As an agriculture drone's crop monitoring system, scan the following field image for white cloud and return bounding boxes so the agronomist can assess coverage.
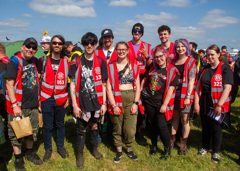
[158,0,191,7]
[29,0,96,18]
[199,9,239,28]
[0,18,30,28]
[23,13,32,18]
[172,26,205,39]
[109,0,137,7]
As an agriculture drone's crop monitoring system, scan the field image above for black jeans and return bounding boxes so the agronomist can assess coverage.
[145,103,170,148]
[200,114,222,153]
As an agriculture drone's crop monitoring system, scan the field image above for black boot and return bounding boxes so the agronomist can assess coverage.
[91,129,103,160]
[76,130,86,168]
[160,147,170,160]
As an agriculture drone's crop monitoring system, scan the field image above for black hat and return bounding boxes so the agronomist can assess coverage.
[221,45,227,50]
[23,37,38,47]
[65,41,73,48]
[101,29,114,38]
[132,23,144,36]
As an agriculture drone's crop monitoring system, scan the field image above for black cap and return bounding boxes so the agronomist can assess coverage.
[222,45,227,50]
[65,41,73,48]
[23,37,38,47]
[132,23,144,36]
[101,29,114,38]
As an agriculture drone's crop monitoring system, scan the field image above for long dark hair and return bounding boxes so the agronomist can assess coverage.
[50,35,66,57]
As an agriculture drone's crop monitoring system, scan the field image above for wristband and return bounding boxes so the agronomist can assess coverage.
[112,103,116,107]
[133,101,139,105]
[12,103,18,108]
[112,105,117,110]
[102,101,107,105]
[216,104,222,107]
[12,100,17,105]
[145,56,149,60]
[185,95,190,99]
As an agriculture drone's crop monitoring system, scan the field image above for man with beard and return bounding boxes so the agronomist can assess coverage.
[39,35,69,162]
[69,32,108,168]
[5,37,43,171]
[152,25,175,63]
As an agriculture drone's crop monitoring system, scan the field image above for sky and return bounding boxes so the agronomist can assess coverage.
[0,0,240,51]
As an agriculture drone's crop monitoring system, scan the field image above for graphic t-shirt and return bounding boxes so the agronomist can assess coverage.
[5,58,39,108]
[68,55,108,112]
[143,65,178,107]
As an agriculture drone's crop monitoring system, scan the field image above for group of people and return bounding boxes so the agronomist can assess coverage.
[0,23,237,170]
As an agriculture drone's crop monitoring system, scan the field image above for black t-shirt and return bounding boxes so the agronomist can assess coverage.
[37,56,61,75]
[201,64,233,94]
[0,61,7,74]
[143,65,179,107]
[68,54,108,112]
[5,58,39,108]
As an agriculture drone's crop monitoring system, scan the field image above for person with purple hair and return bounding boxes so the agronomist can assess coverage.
[170,39,197,154]
[141,47,179,159]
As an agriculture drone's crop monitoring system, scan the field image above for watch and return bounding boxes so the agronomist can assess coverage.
[133,101,139,105]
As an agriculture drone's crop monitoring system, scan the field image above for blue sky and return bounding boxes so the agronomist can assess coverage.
[0,0,239,51]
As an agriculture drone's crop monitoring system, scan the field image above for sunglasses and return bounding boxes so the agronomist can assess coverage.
[52,41,63,46]
[133,30,142,34]
[82,41,96,46]
[25,44,37,50]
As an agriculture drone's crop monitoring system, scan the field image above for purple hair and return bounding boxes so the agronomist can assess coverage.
[173,39,191,63]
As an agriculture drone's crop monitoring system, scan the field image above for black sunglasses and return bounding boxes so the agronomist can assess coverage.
[25,44,37,50]
[133,30,142,34]
[52,41,64,46]
[82,41,96,46]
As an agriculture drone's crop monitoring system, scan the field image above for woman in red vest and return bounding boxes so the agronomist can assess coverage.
[194,45,233,163]
[106,41,142,163]
[170,39,197,154]
[141,47,179,159]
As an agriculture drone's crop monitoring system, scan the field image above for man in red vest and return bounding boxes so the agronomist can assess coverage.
[5,37,43,170]
[95,29,117,65]
[39,35,69,162]
[69,32,108,168]
[152,25,175,63]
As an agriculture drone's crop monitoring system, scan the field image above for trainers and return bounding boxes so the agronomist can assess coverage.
[212,153,220,163]
[149,145,157,155]
[25,151,43,165]
[14,157,26,171]
[43,149,52,162]
[92,148,103,160]
[198,148,208,156]
[127,151,138,161]
[57,147,69,159]
[114,152,122,163]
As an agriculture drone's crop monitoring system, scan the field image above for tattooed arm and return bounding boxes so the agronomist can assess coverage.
[184,64,197,108]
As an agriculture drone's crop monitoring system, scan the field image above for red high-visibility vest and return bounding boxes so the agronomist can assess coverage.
[40,56,69,106]
[145,64,179,121]
[73,54,104,108]
[198,62,231,112]
[152,42,175,62]
[108,61,144,114]
[5,53,39,115]
[128,41,151,75]
[179,57,197,108]
[0,56,9,64]
[95,49,117,65]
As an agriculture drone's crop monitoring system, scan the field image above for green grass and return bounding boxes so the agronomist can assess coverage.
[1,97,240,171]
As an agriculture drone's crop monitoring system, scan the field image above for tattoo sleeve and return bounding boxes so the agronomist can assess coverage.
[187,64,197,95]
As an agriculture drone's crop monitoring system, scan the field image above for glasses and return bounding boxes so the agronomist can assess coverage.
[52,41,63,46]
[116,49,127,52]
[25,44,37,50]
[154,54,164,59]
[82,42,96,46]
[133,30,142,34]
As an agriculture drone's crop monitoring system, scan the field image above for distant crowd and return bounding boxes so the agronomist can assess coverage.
[0,23,240,170]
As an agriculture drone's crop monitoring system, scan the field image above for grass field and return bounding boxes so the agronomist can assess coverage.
[1,97,240,171]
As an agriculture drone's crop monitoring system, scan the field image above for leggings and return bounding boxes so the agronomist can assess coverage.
[145,103,170,148]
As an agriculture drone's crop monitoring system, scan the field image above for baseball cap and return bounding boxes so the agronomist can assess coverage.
[101,29,114,38]
[132,23,144,36]
[222,45,227,50]
[23,37,38,47]
[40,35,51,43]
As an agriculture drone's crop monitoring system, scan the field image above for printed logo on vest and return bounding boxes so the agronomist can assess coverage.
[58,72,64,80]
[214,74,222,82]
[95,67,101,74]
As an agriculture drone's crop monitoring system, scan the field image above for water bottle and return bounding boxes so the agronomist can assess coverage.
[0,116,6,145]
